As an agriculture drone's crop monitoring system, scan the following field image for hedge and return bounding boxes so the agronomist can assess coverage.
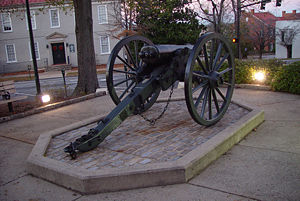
[218,59,299,94]
[271,61,300,94]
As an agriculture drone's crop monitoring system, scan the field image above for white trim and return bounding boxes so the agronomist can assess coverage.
[26,11,37,30]
[28,41,40,60]
[99,35,110,54]
[98,5,108,24]
[49,9,60,28]
[1,13,13,32]
[5,44,17,63]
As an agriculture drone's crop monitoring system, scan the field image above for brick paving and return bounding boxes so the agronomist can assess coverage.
[46,100,250,170]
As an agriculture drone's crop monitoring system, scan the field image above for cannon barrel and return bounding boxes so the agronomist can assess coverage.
[139,44,193,63]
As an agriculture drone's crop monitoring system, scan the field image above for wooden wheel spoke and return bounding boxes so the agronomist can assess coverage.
[212,43,223,71]
[134,41,139,68]
[113,69,136,75]
[208,89,212,120]
[124,44,138,69]
[113,77,134,87]
[193,71,210,79]
[200,87,210,118]
[196,56,208,74]
[192,81,208,94]
[219,67,232,75]
[212,89,220,113]
[209,40,215,71]
[117,55,136,72]
[215,87,226,102]
[215,53,229,71]
[195,86,208,108]
[203,44,210,72]
[119,81,135,100]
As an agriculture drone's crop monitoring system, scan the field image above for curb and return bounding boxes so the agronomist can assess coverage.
[27,101,264,194]
[235,84,271,91]
[176,82,272,91]
[0,91,106,123]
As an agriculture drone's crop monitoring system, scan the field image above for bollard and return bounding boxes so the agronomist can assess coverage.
[61,69,67,97]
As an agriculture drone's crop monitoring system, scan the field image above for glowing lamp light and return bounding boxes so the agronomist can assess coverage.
[41,94,51,103]
[254,71,265,82]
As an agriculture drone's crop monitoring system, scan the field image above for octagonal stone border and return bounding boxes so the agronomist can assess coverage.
[26,100,264,194]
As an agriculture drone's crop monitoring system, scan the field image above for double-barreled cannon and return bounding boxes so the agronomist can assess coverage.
[64,32,235,159]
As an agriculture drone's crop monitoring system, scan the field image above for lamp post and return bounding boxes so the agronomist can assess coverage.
[25,0,41,95]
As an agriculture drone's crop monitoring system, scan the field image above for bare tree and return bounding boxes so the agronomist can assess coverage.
[111,0,137,38]
[276,25,300,58]
[196,0,231,33]
[247,20,275,59]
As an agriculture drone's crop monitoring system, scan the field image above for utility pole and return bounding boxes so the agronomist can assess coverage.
[25,0,41,95]
[236,0,241,59]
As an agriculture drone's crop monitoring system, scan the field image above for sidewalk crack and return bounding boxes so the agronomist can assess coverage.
[0,174,28,187]
[188,183,262,201]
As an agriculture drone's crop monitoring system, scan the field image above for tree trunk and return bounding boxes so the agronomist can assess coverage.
[73,0,99,95]
[287,45,292,58]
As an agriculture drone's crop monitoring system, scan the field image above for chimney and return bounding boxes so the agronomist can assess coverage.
[293,10,296,14]
[251,9,255,15]
[282,11,286,17]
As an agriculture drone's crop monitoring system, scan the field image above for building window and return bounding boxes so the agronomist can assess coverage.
[26,11,37,30]
[29,42,40,60]
[1,13,12,32]
[100,36,110,54]
[5,44,17,63]
[49,9,60,28]
[98,5,108,24]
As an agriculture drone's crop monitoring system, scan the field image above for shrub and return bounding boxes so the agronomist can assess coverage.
[271,61,300,94]
[234,59,283,85]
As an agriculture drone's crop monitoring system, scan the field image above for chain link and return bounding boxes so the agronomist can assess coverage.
[139,83,175,126]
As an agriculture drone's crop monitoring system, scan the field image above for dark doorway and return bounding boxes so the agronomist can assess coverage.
[52,43,66,64]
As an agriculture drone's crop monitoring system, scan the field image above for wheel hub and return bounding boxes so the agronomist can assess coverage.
[207,71,220,89]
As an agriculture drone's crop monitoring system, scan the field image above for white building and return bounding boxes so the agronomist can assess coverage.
[0,0,121,73]
[275,20,300,59]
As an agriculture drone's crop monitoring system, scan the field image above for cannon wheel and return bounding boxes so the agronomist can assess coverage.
[184,32,235,126]
[107,35,161,111]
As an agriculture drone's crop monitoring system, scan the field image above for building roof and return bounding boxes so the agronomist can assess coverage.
[277,10,300,21]
[253,12,277,26]
[247,9,277,27]
[0,0,46,7]
[246,9,300,27]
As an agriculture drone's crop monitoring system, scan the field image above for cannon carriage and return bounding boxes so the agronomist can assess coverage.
[64,32,235,159]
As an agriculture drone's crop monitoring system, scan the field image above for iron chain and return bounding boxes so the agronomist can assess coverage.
[139,83,174,126]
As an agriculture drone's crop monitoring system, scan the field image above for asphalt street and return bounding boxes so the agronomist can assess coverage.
[15,74,108,96]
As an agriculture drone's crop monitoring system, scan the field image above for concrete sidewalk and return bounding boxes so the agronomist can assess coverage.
[0,88,299,201]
